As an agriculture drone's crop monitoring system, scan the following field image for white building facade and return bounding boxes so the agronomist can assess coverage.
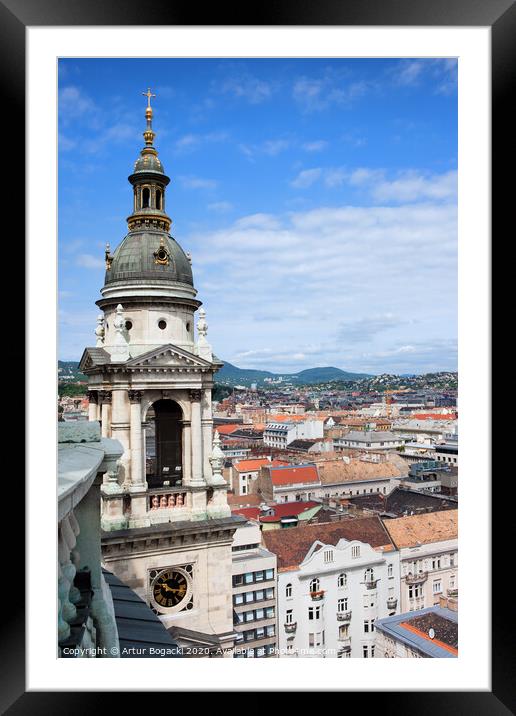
[276,539,400,658]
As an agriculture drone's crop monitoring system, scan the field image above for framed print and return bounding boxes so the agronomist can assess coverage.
[2,0,511,709]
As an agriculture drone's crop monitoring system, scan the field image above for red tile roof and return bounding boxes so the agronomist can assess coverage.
[259,501,321,523]
[269,464,319,487]
[412,413,457,421]
[234,458,288,473]
[262,516,395,570]
[215,424,241,435]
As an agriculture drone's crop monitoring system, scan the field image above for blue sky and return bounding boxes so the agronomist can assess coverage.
[58,58,457,374]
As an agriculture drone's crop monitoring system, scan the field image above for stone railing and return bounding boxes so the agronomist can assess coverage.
[58,421,124,658]
[336,610,352,622]
[284,622,297,634]
[364,579,379,590]
[387,597,398,610]
[149,489,188,510]
[405,571,428,585]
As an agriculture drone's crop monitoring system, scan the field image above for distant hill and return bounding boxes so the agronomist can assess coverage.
[216,361,371,386]
[58,360,87,382]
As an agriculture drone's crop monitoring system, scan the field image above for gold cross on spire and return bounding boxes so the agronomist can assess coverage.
[142,87,156,108]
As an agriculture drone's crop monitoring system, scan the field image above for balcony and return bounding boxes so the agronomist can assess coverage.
[387,597,398,610]
[336,610,352,623]
[338,644,352,656]
[447,588,458,598]
[338,635,351,648]
[284,622,297,634]
[310,590,325,601]
[405,571,428,585]
[364,579,379,590]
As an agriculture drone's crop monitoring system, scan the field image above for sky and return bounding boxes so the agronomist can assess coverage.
[58,58,457,375]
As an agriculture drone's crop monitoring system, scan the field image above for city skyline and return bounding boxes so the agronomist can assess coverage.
[58,58,457,374]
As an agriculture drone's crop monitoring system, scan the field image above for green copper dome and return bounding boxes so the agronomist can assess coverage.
[104,231,193,287]
[132,150,165,175]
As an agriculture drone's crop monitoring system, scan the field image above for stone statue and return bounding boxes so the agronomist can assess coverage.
[95,314,105,347]
[196,307,212,361]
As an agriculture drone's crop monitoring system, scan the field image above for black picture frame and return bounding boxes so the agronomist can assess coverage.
[4,0,508,709]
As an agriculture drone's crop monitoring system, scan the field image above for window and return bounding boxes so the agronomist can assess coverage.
[158,319,167,330]
[309,632,324,647]
[265,588,274,600]
[156,188,162,210]
[266,625,275,637]
[244,572,253,584]
[234,594,244,605]
[233,575,244,587]
[286,610,293,625]
[241,485,247,495]
[338,573,347,588]
[255,571,264,582]
[364,568,374,582]
[255,590,264,601]
[245,592,254,603]
[308,606,321,620]
[125,320,133,331]
[351,545,360,558]
[388,564,393,578]
[408,584,423,599]
[324,549,334,564]
[309,578,320,593]
[337,598,348,612]
[265,607,275,619]
[265,569,274,580]
[363,645,369,658]
[286,583,292,598]
[432,556,441,570]
[433,580,442,594]
[255,608,264,621]
[142,187,150,208]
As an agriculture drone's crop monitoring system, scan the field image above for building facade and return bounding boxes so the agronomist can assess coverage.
[231,522,278,658]
[263,519,400,658]
[79,94,240,655]
[383,510,458,613]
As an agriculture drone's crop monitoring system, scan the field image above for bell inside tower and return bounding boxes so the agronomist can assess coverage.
[145,399,183,488]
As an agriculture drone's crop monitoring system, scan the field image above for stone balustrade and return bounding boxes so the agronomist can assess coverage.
[149,490,188,510]
[58,421,124,658]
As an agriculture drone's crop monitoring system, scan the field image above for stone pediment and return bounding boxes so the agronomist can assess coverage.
[78,347,111,373]
[125,344,212,370]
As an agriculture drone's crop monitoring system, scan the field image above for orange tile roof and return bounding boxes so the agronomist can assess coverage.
[412,413,457,421]
[234,458,288,473]
[383,510,458,548]
[215,424,241,435]
[269,464,319,487]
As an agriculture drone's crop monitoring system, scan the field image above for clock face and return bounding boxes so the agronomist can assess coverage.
[151,568,190,611]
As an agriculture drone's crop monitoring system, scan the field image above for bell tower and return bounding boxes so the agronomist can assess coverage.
[79,91,241,655]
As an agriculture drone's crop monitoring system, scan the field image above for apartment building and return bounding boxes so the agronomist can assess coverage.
[232,522,277,658]
[255,457,406,504]
[335,431,407,452]
[264,418,324,449]
[375,604,458,658]
[383,510,458,613]
[230,458,288,497]
[263,517,400,658]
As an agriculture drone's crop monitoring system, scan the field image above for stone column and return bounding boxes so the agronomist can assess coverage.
[99,391,112,438]
[129,390,145,491]
[202,388,213,483]
[87,391,99,422]
[190,390,204,486]
[181,419,192,484]
[110,388,131,486]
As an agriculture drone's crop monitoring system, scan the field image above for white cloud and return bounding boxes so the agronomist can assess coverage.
[293,75,371,112]
[220,75,273,104]
[76,254,104,269]
[372,170,457,203]
[302,140,329,152]
[178,175,218,190]
[187,198,457,373]
[290,168,323,188]
[207,201,234,213]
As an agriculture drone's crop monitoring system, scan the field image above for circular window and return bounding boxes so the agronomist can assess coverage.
[158,320,167,330]
[157,248,167,261]
[125,320,133,330]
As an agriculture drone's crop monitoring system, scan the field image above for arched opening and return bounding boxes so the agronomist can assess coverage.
[145,399,183,488]
[142,187,150,208]
[156,188,162,210]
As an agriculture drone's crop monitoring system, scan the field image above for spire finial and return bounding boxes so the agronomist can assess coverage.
[142,87,156,109]
[141,88,157,147]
